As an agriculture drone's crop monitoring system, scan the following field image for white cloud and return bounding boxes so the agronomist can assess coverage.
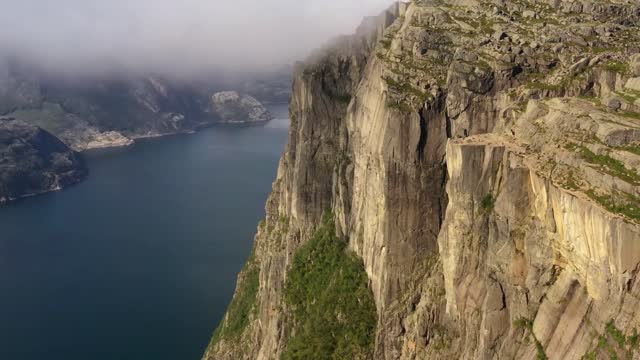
[0,0,394,77]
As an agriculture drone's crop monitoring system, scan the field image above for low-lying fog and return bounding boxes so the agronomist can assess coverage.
[0,0,395,79]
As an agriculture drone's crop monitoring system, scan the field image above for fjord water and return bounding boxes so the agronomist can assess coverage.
[0,105,289,360]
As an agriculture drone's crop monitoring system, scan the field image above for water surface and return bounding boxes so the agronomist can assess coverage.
[0,104,289,360]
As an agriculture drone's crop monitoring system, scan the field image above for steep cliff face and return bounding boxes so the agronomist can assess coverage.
[206,1,640,359]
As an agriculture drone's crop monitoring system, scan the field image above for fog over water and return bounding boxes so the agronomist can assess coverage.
[0,0,394,78]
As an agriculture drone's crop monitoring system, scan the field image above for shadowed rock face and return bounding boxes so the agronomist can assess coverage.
[207,1,640,359]
[0,118,87,204]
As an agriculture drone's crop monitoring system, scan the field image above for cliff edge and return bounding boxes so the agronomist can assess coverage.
[206,1,640,359]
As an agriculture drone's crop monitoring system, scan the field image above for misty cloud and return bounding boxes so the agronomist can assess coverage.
[0,0,394,77]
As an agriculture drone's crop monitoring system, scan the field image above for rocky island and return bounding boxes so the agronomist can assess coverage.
[206,1,640,359]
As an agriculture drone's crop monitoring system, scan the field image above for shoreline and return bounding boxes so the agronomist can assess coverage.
[79,118,276,153]
[1,101,290,207]
[1,116,281,206]
[0,174,88,208]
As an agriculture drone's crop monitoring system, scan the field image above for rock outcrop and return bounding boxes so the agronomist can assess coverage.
[207,1,640,359]
[0,118,87,204]
[211,91,273,123]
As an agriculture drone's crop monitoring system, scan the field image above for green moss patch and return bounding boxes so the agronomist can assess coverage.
[282,213,377,360]
[481,193,496,211]
[566,144,640,185]
[208,254,260,346]
[586,190,640,222]
[514,317,548,360]
[617,144,640,156]
[604,61,629,74]
[620,111,640,121]
[583,320,640,359]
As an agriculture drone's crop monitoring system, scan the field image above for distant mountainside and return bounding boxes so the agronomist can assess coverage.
[239,65,293,105]
[0,59,290,151]
[0,117,86,204]
[0,59,290,203]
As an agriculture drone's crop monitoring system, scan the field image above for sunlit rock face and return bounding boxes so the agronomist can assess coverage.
[206,1,640,359]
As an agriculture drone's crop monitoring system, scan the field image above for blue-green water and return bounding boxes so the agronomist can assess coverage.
[0,105,289,360]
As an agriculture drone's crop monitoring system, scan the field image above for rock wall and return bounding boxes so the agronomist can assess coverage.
[206,1,640,359]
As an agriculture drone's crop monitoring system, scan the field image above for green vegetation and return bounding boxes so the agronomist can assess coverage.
[590,46,609,55]
[566,143,640,185]
[9,102,74,135]
[209,254,260,346]
[606,320,627,348]
[526,81,563,92]
[514,317,534,329]
[514,317,548,360]
[387,100,415,113]
[583,320,640,359]
[526,70,588,92]
[629,328,640,349]
[586,190,640,222]
[614,90,640,104]
[620,111,640,121]
[480,193,495,211]
[566,138,640,221]
[282,212,377,360]
[332,94,352,105]
[382,76,429,100]
[279,215,290,229]
[475,15,495,34]
[449,13,494,34]
[604,61,629,74]
[563,170,581,191]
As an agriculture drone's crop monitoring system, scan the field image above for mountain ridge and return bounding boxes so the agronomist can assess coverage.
[0,59,288,151]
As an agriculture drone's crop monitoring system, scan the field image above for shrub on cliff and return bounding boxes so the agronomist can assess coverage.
[283,212,377,360]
